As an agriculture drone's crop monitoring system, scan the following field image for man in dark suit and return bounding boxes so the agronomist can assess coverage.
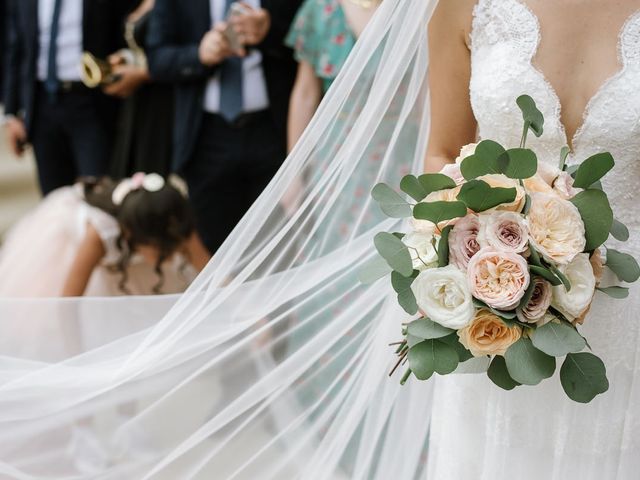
[2,0,136,194]
[147,0,302,253]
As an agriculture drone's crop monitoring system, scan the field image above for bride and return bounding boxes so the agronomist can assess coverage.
[0,0,638,478]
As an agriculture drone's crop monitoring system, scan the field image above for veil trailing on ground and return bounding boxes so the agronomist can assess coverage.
[0,1,441,478]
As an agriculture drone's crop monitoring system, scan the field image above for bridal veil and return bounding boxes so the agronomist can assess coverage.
[0,1,441,478]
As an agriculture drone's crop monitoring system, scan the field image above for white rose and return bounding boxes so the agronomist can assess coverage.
[411,265,475,329]
[536,161,561,185]
[410,217,436,235]
[403,231,438,271]
[552,253,597,320]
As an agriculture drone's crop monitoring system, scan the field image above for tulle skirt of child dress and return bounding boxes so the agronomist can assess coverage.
[0,186,196,298]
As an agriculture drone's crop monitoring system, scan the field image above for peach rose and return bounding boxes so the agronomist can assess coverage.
[467,247,531,310]
[477,174,527,212]
[449,214,481,271]
[527,193,586,265]
[424,185,463,203]
[458,309,523,357]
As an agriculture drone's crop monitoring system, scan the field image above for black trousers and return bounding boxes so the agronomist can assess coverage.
[30,84,112,195]
[183,111,285,254]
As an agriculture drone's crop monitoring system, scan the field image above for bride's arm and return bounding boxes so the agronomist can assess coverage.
[61,224,106,297]
[425,0,478,173]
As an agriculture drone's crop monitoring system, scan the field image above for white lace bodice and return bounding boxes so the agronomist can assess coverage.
[470,0,640,241]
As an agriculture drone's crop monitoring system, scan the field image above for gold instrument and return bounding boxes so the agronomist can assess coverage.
[80,52,119,88]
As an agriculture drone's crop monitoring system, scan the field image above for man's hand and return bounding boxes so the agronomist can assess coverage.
[199,23,236,66]
[4,117,27,157]
[103,63,150,98]
[229,4,271,46]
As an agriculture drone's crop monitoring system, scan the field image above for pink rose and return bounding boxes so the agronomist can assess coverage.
[477,211,529,254]
[553,171,582,200]
[449,214,481,271]
[516,276,552,323]
[467,247,530,310]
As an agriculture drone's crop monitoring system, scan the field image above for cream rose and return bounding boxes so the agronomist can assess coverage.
[524,175,555,194]
[458,309,523,357]
[467,247,531,310]
[424,185,463,203]
[440,163,465,185]
[527,192,586,265]
[454,143,478,164]
[553,171,582,200]
[449,214,481,271]
[477,211,529,254]
[477,174,527,212]
[410,217,436,235]
[536,161,561,185]
[403,231,438,271]
[411,265,475,329]
[516,276,553,323]
[552,253,597,321]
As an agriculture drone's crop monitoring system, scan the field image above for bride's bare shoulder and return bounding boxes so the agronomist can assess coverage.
[429,0,477,47]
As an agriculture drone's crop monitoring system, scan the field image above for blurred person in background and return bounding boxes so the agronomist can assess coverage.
[147,0,302,254]
[0,0,5,100]
[2,0,136,195]
[0,173,210,297]
[105,0,174,178]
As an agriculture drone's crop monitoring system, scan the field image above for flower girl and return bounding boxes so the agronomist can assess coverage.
[0,173,210,297]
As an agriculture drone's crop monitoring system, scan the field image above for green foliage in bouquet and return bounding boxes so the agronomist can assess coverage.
[361,95,640,404]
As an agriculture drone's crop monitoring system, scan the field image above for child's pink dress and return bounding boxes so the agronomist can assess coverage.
[0,185,196,297]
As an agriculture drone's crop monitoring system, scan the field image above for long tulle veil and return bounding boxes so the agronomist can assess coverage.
[0,1,441,477]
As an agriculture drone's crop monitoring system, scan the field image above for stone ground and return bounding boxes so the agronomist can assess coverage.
[0,118,40,240]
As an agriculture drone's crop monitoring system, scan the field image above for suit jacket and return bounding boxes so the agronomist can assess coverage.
[146,0,302,172]
[2,0,137,133]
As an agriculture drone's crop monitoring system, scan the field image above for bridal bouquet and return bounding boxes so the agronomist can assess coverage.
[361,95,639,403]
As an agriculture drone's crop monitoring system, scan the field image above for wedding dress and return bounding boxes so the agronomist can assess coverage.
[0,1,638,479]
[428,1,640,479]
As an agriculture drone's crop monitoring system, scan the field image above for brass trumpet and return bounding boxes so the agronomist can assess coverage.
[80,52,119,88]
[80,50,140,88]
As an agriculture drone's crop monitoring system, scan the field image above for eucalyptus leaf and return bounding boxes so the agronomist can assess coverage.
[439,333,474,363]
[408,339,460,380]
[610,218,630,242]
[418,173,457,195]
[605,248,640,283]
[529,265,562,286]
[528,243,543,267]
[460,140,505,179]
[358,255,393,284]
[560,352,609,403]
[413,201,467,225]
[559,146,571,171]
[570,189,614,251]
[497,148,538,179]
[548,264,572,292]
[391,271,419,315]
[457,180,517,212]
[488,355,521,391]
[596,286,629,299]
[516,95,544,137]
[505,337,556,385]
[406,334,425,348]
[373,232,414,277]
[531,321,586,357]
[522,194,532,216]
[406,318,455,340]
[371,183,412,218]
[400,175,428,202]
[438,225,453,268]
[472,299,518,320]
[572,152,615,189]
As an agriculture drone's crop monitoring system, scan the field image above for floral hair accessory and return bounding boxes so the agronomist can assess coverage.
[112,173,166,206]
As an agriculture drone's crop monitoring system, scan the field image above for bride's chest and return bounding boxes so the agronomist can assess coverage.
[467,0,640,168]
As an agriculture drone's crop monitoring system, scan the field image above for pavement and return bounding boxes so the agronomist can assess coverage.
[0,119,40,240]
